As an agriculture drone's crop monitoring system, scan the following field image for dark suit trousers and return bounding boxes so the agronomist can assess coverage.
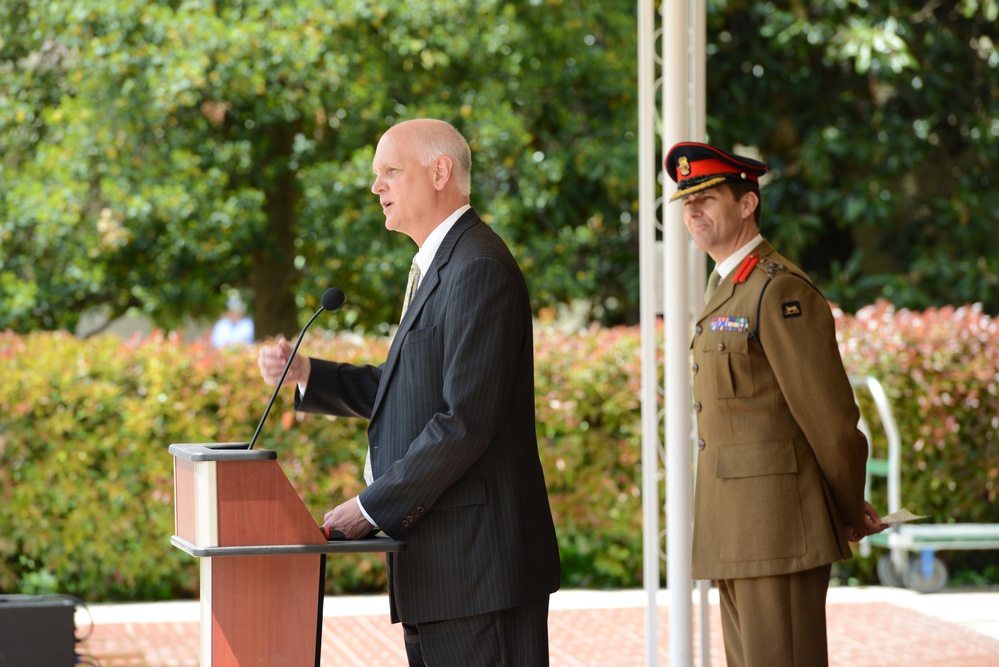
[402,596,550,667]
[717,564,832,667]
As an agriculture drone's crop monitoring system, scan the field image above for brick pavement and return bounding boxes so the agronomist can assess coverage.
[75,591,999,667]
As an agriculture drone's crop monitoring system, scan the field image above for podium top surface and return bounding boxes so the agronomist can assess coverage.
[171,535,406,557]
[169,443,277,462]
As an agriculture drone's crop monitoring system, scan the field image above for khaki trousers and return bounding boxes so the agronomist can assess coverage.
[716,563,832,667]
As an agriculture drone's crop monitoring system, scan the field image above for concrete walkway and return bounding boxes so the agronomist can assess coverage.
[75,586,999,666]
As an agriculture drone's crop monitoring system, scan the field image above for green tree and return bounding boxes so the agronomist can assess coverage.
[703,0,999,311]
[3,1,997,335]
[0,0,638,336]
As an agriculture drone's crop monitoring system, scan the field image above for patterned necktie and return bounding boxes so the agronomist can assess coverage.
[401,260,422,320]
[364,259,423,485]
[704,270,721,302]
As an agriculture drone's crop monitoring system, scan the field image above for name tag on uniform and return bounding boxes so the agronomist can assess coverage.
[711,316,749,333]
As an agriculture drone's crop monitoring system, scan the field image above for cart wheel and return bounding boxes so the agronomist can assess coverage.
[876,553,905,587]
[903,557,948,593]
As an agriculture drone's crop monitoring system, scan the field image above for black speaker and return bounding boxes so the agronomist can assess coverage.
[0,596,76,667]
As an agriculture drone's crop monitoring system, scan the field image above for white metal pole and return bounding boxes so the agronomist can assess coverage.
[637,0,661,664]
[662,0,693,665]
[689,2,710,664]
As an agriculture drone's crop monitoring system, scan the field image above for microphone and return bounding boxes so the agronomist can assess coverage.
[247,287,345,450]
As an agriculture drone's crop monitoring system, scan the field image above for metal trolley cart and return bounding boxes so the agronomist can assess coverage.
[852,375,999,593]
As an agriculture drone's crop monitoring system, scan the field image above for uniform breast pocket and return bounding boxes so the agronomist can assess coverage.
[702,332,753,399]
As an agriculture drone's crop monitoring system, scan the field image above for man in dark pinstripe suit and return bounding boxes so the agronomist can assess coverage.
[258,119,561,665]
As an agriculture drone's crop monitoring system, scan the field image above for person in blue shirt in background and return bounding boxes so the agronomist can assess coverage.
[211,293,254,347]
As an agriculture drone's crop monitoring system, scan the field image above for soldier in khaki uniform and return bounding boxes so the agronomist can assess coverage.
[665,142,887,667]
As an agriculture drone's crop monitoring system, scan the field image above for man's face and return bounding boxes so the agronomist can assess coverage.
[370,128,437,240]
[681,185,757,263]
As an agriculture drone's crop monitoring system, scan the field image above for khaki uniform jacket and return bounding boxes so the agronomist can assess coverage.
[690,240,868,581]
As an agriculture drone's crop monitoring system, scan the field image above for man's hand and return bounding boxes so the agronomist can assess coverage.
[324,498,376,540]
[845,500,888,542]
[257,336,311,387]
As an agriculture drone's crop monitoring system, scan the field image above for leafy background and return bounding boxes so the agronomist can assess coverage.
[2,1,997,337]
[2,302,997,600]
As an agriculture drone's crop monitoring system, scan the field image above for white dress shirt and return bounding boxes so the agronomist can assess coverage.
[714,233,764,281]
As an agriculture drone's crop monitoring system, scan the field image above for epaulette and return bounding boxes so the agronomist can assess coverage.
[759,260,787,277]
[749,259,818,352]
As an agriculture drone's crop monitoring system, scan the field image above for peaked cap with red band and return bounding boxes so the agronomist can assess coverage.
[665,142,767,202]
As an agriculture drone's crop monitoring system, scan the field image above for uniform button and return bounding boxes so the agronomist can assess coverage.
[716,342,725,351]
[692,362,699,374]
[695,325,703,335]
[697,439,706,450]
[693,401,702,412]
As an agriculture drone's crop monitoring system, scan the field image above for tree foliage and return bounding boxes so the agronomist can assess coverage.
[1,0,997,335]
[0,0,637,336]
[704,0,999,311]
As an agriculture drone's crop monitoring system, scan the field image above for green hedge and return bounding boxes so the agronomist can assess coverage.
[836,301,999,584]
[0,326,648,600]
[838,301,999,518]
[0,330,391,599]
[2,302,997,600]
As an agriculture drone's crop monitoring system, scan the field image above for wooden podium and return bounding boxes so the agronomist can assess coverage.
[170,443,404,667]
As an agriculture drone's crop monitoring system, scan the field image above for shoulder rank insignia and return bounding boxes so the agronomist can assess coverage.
[761,260,787,276]
[732,252,759,284]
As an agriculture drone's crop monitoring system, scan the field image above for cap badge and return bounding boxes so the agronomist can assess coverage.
[678,156,691,177]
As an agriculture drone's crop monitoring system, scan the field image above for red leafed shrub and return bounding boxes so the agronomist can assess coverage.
[837,300,999,521]
[535,324,645,587]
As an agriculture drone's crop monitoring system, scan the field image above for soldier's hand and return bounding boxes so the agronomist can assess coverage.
[845,501,888,542]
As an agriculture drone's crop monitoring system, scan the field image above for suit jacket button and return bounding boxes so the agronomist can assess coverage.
[693,401,702,412]
[697,439,706,450]
[402,519,410,528]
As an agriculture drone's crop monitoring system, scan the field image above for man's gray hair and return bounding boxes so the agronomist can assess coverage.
[415,120,472,198]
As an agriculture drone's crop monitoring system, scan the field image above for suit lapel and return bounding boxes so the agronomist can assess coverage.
[369,210,481,419]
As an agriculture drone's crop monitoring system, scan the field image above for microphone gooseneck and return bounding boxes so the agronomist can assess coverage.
[247,288,345,450]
